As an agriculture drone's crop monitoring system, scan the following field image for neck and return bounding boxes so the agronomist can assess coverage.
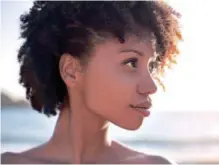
[49,103,111,163]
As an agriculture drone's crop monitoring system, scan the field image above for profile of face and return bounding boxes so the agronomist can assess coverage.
[64,34,158,131]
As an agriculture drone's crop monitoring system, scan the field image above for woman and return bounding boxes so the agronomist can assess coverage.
[2,1,182,164]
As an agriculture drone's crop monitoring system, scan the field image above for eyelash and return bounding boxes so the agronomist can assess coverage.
[123,58,157,73]
[123,58,138,69]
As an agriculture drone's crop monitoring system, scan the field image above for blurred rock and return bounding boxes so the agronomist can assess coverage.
[1,92,30,108]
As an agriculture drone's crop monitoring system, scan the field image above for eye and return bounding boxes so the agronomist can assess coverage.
[123,58,138,69]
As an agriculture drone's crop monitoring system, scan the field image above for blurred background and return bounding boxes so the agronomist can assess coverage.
[1,0,219,164]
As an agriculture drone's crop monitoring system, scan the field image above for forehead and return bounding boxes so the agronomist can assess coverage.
[89,34,156,61]
[122,33,156,50]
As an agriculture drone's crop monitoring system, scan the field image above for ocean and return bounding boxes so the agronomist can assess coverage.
[1,107,219,163]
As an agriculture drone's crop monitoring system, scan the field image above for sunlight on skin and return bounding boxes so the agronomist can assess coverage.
[1,1,219,111]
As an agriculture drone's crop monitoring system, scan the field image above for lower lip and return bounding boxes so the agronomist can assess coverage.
[131,107,150,117]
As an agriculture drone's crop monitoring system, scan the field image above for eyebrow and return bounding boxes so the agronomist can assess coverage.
[119,49,144,56]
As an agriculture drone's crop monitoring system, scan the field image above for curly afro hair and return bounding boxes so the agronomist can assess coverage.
[17,1,183,116]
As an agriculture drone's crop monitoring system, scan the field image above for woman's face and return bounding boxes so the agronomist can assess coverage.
[81,35,158,130]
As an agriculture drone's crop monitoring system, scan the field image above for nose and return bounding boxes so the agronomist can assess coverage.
[137,73,158,96]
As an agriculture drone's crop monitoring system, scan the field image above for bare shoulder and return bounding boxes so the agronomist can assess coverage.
[121,152,176,164]
[1,152,39,164]
[113,141,176,164]
[1,145,49,164]
[1,152,13,164]
[138,154,177,164]
[1,152,22,164]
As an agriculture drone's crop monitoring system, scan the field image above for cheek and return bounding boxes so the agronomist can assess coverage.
[83,63,136,119]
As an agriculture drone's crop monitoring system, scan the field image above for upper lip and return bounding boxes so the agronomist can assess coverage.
[130,101,152,109]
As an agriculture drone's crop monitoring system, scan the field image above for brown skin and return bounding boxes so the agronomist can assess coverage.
[1,36,174,164]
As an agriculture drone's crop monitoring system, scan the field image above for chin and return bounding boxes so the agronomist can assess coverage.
[116,120,144,131]
[125,123,143,131]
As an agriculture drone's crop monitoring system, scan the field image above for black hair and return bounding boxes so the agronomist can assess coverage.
[18,1,182,116]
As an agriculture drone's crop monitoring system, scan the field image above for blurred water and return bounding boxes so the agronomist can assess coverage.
[1,108,219,163]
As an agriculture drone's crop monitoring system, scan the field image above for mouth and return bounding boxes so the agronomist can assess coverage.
[130,104,151,117]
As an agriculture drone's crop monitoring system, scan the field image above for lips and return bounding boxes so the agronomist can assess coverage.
[130,101,152,109]
[130,103,151,117]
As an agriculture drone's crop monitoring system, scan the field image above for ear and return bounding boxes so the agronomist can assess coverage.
[59,53,84,88]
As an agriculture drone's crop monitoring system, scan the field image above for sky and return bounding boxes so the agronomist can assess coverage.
[1,0,219,111]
